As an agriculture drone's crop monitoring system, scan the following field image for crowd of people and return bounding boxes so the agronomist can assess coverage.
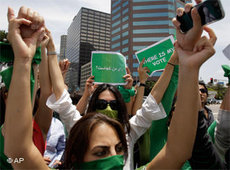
[0,1,229,169]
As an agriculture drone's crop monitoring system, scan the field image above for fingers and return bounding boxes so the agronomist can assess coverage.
[176,7,184,17]
[184,3,193,13]
[7,7,15,22]
[31,27,45,45]
[17,6,44,30]
[191,8,202,31]
[126,67,130,74]
[203,26,217,45]
[195,0,202,4]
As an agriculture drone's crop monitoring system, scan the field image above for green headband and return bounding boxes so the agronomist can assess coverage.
[0,41,41,99]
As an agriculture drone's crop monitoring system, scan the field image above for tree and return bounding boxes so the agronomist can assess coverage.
[0,30,9,43]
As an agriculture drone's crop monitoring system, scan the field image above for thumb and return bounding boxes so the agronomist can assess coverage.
[32,27,45,44]
[174,41,184,56]
[7,7,15,22]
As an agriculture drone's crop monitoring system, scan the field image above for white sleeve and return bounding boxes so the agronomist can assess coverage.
[129,94,166,142]
[46,89,82,133]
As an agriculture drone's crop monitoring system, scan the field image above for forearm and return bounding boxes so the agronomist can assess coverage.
[151,64,175,104]
[35,48,53,139]
[5,58,33,156]
[132,86,145,115]
[48,46,65,100]
[168,66,200,161]
[76,93,90,115]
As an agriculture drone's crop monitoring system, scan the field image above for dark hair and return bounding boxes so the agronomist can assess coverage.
[0,86,8,126]
[64,112,128,169]
[87,84,130,134]
[199,81,209,96]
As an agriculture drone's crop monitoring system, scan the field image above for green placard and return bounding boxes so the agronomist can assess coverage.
[91,51,127,85]
[135,35,175,76]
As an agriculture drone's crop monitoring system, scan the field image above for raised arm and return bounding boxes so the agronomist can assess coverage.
[46,31,65,100]
[150,51,179,104]
[4,7,48,169]
[123,67,135,115]
[147,8,216,169]
[76,75,96,115]
[34,32,53,141]
[131,58,149,115]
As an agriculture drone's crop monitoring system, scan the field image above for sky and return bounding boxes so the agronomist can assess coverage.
[0,0,229,84]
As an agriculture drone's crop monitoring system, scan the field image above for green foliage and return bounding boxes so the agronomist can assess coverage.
[207,83,227,100]
[0,30,8,43]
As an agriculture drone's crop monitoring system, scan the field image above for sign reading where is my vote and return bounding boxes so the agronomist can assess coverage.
[135,35,175,76]
[91,51,127,85]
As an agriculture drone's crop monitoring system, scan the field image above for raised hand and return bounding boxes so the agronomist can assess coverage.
[59,59,71,76]
[175,26,216,69]
[7,7,45,59]
[138,58,149,84]
[172,3,202,51]
[123,67,133,89]
[17,6,45,46]
[84,76,96,97]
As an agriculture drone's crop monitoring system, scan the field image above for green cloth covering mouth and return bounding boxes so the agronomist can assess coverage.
[0,41,41,100]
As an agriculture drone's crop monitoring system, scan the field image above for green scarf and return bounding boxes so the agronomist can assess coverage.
[0,41,41,100]
[74,155,124,170]
[117,86,135,103]
[96,105,118,120]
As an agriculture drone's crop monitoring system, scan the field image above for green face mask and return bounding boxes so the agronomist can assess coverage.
[74,155,124,170]
[96,105,118,120]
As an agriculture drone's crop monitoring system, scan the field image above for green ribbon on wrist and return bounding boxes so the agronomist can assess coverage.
[117,85,135,103]
[0,41,41,100]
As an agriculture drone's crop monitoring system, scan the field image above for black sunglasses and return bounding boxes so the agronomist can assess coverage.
[199,88,207,94]
[96,99,118,110]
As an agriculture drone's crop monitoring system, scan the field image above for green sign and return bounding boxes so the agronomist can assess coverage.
[135,35,175,76]
[91,51,127,85]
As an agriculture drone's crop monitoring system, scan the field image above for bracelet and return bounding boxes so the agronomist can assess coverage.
[47,51,57,55]
[167,62,175,66]
[140,83,146,87]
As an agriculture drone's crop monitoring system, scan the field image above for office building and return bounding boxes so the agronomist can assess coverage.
[59,35,67,60]
[80,62,91,90]
[66,7,111,92]
[111,0,191,80]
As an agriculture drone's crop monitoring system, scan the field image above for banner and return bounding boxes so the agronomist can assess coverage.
[91,51,127,85]
[135,35,175,76]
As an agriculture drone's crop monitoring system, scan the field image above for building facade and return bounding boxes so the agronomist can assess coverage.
[110,0,191,81]
[66,7,111,92]
[80,62,91,91]
[59,35,67,60]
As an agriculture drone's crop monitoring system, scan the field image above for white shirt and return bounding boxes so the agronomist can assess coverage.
[46,89,166,170]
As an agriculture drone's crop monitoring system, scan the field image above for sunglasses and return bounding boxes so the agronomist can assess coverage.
[199,88,207,94]
[96,99,118,110]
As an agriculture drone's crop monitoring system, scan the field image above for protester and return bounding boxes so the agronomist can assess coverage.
[4,5,217,169]
[199,81,214,126]
[44,117,66,168]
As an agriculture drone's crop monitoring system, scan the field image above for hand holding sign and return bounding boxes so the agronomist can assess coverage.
[135,36,175,76]
[91,51,127,85]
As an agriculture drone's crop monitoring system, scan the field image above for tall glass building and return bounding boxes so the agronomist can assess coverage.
[111,0,191,80]
[59,35,67,60]
[66,7,111,92]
